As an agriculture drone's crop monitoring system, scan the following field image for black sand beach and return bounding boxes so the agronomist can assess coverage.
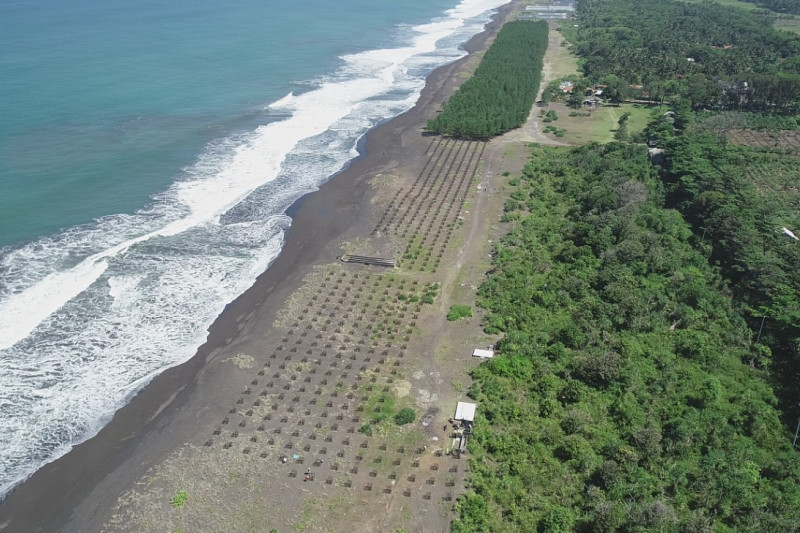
[0,3,520,531]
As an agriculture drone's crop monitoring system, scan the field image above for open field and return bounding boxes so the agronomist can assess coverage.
[728,129,800,152]
[682,0,758,10]
[537,102,656,145]
[545,26,579,79]
[714,133,800,227]
[774,15,800,33]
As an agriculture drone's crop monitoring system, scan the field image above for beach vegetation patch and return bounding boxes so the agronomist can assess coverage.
[222,353,254,369]
[170,490,189,509]
[393,408,416,426]
[446,305,473,321]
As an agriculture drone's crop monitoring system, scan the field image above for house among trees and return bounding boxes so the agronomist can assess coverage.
[558,81,574,93]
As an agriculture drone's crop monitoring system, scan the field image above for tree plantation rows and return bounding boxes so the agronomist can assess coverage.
[565,0,800,112]
[452,144,800,532]
[426,21,547,139]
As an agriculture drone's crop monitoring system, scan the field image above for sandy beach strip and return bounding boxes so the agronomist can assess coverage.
[0,2,521,532]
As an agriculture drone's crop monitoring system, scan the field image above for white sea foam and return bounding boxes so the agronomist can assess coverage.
[0,0,508,499]
[268,92,294,110]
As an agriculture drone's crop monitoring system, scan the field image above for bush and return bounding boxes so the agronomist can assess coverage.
[394,408,416,425]
[539,506,576,533]
[171,490,189,509]
[447,305,474,321]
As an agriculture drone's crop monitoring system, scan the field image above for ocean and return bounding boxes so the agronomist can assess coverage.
[0,0,507,500]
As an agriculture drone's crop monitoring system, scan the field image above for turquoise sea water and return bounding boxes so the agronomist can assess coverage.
[1,0,457,245]
[0,0,508,499]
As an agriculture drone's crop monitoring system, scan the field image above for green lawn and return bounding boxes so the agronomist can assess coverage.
[547,102,658,144]
[774,16,800,34]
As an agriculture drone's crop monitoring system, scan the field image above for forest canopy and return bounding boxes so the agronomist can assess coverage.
[453,144,800,532]
[567,0,800,112]
[426,21,548,139]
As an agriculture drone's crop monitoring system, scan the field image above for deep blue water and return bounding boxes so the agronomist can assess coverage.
[0,0,507,499]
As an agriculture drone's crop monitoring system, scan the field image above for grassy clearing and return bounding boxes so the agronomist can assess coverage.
[682,0,758,9]
[553,103,656,144]
[774,16,800,33]
[547,24,580,79]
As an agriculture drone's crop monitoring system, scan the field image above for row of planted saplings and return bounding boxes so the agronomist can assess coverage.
[400,144,484,271]
[399,197,482,271]
[400,142,481,241]
[383,140,470,230]
[371,137,454,235]
[385,139,473,231]
[394,140,481,236]
[376,139,477,236]
[204,271,418,449]
[206,355,403,449]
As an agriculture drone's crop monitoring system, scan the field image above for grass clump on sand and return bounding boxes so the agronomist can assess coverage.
[170,490,188,509]
[447,305,473,321]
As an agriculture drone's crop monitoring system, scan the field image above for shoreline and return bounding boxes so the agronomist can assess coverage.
[0,3,518,531]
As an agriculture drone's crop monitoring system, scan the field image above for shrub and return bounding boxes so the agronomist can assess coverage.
[447,305,474,321]
[540,506,576,533]
[394,408,416,425]
[171,490,189,509]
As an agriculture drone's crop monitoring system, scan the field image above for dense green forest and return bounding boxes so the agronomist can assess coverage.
[566,0,800,111]
[661,133,800,407]
[426,21,547,139]
[452,144,800,532]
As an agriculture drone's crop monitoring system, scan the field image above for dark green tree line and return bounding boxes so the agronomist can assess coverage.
[426,21,548,139]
